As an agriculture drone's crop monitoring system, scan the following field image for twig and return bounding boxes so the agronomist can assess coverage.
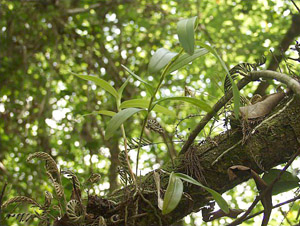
[290,0,300,13]
[242,195,300,222]
[67,3,102,15]
[250,71,300,97]
[108,212,148,225]
[212,140,242,166]
[138,191,162,226]
[0,182,8,223]
[228,148,300,225]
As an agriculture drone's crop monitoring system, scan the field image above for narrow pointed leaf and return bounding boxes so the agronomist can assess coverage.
[262,169,300,195]
[177,16,198,55]
[162,172,183,215]
[154,96,212,113]
[166,48,209,74]
[97,110,116,117]
[80,110,116,118]
[121,64,155,96]
[148,48,178,74]
[174,173,229,214]
[117,76,131,100]
[72,72,119,99]
[120,99,176,117]
[197,41,240,118]
[105,108,145,140]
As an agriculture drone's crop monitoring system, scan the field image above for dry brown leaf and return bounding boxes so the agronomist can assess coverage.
[239,92,285,119]
[228,165,272,226]
[153,171,163,210]
[227,165,251,181]
[203,208,244,222]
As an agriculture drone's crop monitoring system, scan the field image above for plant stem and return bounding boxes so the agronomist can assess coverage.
[116,99,137,186]
[121,124,137,186]
[135,49,184,176]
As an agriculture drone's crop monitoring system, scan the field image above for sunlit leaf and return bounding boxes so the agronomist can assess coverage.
[117,76,131,101]
[174,173,229,214]
[96,110,116,117]
[177,16,198,55]
[262,169,300,195]
[148,48,178,74]
[72,72,119,99]
[120,99,176,117]
[162,172,183,215]
[121,64,155,96]
[197,41,240,118]
[105,108,146,140]
[166,48,209,74]
[154,96,212,113]
[80,110,116,118]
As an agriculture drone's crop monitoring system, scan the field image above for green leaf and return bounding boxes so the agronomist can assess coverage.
[162,172,183,215]
[97,110,116,117]
[197,41,240,119]
[174,173,229,214]
[148,48,178,74]
[80,110,116,117]
[154,96,212,113]
[120,99,176,117]
[72,72,119,99]
[117,76,131,101]
[121,64,155,96]
[262,169,300,195]
[166,48,209,74]
[177,16,198,55]
[105,108,145,140]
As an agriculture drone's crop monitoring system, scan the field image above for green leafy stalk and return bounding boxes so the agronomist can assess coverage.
[116,90,137,186]
[135,49,184,175]
[196,41,240,119]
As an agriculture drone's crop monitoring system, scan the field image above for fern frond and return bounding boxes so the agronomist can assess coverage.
[66,199,84,223]
[6,212,37,223]
[89,216,107,226]
[127,137,152,150]
[2,196,41,209]
[43,191,53,209]
[224,56,266,93]
[85,173,101,186]
[61,169,81,191]
[146,119,164,134]
[46,172,64,198]
[27,152,59,175]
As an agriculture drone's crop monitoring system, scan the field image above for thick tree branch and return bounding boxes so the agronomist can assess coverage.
[180,70,300,155]
[85,93,300,226]
[180,77,253,155]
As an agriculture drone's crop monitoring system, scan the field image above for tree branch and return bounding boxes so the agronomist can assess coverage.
[96,94,300,226]
[180,70,300,155]
[67,3,102,15]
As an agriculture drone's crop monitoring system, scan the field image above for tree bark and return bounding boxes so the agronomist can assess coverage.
[86,94,300,226]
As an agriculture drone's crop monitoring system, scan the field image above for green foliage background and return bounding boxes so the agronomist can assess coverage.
[0,0,299,225]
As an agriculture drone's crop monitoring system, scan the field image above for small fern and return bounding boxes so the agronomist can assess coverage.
[66,199,84,223]
[61,169,81,191]
[2,196,41,209]
[224,56,266,93]
[6,213,37,223]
